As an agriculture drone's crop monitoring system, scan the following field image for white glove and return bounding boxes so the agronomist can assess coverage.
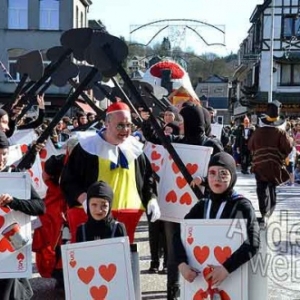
[147,198,161,222]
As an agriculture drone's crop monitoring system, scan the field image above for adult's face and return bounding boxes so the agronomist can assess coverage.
[78,115,88,125]
[105,111,132,145]
[164,111,175,124]
[0,114,9,132]
[88,114,96,122]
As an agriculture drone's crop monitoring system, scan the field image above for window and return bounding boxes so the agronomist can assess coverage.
[76,6,78,28]
[217,116,223,125]
[39,0,59,30]
[80,12,84,28]
[8,60,21,82]
[282,15,300,39]
[280,64,300,85]
[8,0,28,29]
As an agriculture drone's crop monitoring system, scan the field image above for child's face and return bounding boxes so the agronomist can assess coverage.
[208,166,232,194]
[88,198,110,221]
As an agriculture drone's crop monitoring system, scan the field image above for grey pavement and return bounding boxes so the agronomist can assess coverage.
[29,172,300,299]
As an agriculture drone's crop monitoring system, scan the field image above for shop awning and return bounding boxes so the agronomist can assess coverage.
[75,101,96,114]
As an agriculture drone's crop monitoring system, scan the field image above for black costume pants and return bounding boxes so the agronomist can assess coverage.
[164,221,180,294]
[255,175,277,217]
[241,147,251,173]
[148,220,167,267]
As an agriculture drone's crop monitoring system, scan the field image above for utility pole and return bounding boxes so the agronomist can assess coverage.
[268,0,275,103]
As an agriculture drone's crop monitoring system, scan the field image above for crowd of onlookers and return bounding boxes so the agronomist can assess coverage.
[224,116,300,186]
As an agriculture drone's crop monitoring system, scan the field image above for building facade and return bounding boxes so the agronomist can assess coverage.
[195,75,231,124]
[0,0,92,115]
[231,0,300,120]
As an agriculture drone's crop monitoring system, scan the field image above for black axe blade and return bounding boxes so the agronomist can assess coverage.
[16,50,44,82]
[93,83,113,102]
[60,28,93,61]
[85,32,128,76]
[51,59,79,87]
[46,46,66,62]
[78,65,102,90]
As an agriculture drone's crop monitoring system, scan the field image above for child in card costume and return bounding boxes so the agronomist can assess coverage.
[0,131,45,300]
[60,102,160,244]
[76,181,126,242]
[174,152,260,299]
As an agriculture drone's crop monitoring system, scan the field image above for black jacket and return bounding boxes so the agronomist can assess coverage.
[60,143,157,209]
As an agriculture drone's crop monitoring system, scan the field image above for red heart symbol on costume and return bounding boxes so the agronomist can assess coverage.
[171,162,180,174]
[17,253,25,260]
[89,285,108,300]
[179,192,192,205]
[203,266,214,285]
[69,260,77,268]
[27,169,33,177]
[0,216,5,229]
[214,246,232,264]
[219,290,231,300]
[186,163,198,175]
[176,176,187,189]
[39,149,47,159]
[187,237,194,245]
[151,163,160,173]
[193,288,207,300]
[0,237,14,252]
[0,207,11,214]
[99,263,117,282]
[20,144,28,154]
[193,246,210,264]
[166,190,177,203]
[77,266,95,285]
[151,151,161,161]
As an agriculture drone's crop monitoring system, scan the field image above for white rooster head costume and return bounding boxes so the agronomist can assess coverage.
[142,60,200,109]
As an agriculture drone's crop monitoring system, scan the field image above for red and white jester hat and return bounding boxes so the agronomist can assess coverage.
[142,60,199,101]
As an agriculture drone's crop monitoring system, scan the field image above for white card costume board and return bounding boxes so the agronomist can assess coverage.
[211,123,223,140]
[143,141,165,179]
[61,237,135,300]
[157,143,213,222]
[180,219,248,300]
[0,172,32,278]
[7,144,23,167]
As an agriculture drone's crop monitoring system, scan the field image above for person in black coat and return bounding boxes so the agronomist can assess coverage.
[76,181,126,242]
[0,131,45,300]
[174,152,260,286]
[142,103,223,300]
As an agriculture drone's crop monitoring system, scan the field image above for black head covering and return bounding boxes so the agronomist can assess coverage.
[0,131,9,149]
[208,152,237,201]
[85,181,115,240]
[164,121,180,135]
[0,109,8,119]
[44,154,65,185]
[180,105,209,141]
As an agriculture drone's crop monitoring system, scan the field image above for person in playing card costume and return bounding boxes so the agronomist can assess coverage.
[0,131,45,300]
[142,103,223,300]
[174,152,260,295]
[76,181,126,242]
[60,101,159,244]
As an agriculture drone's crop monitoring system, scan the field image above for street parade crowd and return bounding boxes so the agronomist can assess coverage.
[0,30,295,300]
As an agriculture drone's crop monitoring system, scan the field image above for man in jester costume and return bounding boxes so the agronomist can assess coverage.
[60,102,160,243]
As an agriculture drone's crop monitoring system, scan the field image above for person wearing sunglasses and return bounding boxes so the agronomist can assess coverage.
[60,101,160,245]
